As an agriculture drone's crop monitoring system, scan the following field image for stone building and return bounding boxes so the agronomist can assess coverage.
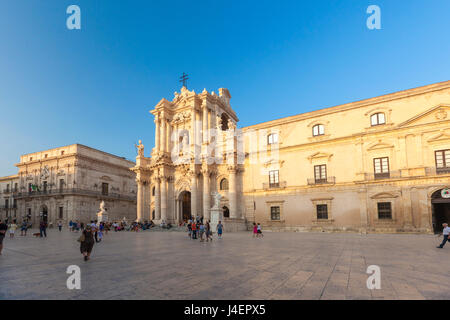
[0,174,19,221]
[5,144,137,225]
[134,80,450,233]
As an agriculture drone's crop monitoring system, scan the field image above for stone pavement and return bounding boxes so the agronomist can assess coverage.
[1,228,449,300]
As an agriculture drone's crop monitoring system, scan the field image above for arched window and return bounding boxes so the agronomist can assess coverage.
[223,206,230,218]
[370,113,386,126]
[220,178,229,191]
[152,186,155,196]
[267,133,278,145]
[221,113,229,131]
[312,124,325,136]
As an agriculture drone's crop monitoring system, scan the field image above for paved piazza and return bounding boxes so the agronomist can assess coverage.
[1,229,449,300]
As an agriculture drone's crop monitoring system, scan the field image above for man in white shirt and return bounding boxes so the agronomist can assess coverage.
[437,223,450,248]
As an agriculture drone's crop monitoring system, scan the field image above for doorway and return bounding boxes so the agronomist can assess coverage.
[180,191,191,222]
[431,189,450,234]
[223,206,230,218]
[40,205,48,223]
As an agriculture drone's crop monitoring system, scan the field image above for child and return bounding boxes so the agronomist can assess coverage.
[257,223,263,238]
[97,229,103,242]
[252,222,257,238]
[187,222,192,239]
[217,221,223,239]
[199,223,205,242]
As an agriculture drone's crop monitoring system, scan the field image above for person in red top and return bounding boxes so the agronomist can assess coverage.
[191,222,197,239]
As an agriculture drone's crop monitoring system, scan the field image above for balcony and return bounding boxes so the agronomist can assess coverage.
[2,189,11,194]
[262,181,287,190]
[13,188,136,202]
[307,176,336,185]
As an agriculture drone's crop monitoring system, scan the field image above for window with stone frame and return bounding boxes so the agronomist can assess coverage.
[312,124,325,136]
[102,183,109,196]
[377,202,392,219]
[435,149,450,174]
[267,133,278,145]
[316,204,328,220]
[370,112,386,126]
[59,207,63,219]
[220,178,229,191]
[314,164,327,183]
[270,206,281,220]
[269,170,279,188]
[373,157,390,179]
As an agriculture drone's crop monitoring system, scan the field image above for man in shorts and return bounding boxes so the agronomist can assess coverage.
[0,219,8,255]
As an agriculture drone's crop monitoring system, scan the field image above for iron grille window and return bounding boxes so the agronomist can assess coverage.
[374,157,390,179]
[269,170,279,188]
[271,206,280,220]
[316,204,328,220]
[435,150,450,173]
[314,165,327,183]
[312,124,325,136]
[377,202,392,219]
[220,178,229,190]
[370,113,386,126]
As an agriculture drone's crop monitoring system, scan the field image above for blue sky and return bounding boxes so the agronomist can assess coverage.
[0,0,449,175]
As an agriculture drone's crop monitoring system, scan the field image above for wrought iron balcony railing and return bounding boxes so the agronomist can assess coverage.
[307,176,336,185]
[262,181,287,190]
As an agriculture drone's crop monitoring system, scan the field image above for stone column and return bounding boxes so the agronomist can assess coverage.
[190,173,198,218]
[155,115,160,151]
[136,179,143,222]
[203,170,210,221]
[167,120,172,154]
[160,177,167,222]
[161,115,166,153]
[203,104,208,143]
[155,178,161,220]
[228,166,237,218]
[402,188,413,229]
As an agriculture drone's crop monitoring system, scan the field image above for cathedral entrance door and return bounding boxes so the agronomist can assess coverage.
[431,189,450,234]
[180,191,191,222]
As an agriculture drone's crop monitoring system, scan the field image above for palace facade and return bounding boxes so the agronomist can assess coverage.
[133,81,450,233]
[1,144,137,225]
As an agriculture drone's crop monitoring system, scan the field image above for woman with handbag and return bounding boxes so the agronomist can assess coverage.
[78,225,95,261]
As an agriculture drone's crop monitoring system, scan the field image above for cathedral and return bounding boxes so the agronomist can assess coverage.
[131,81,450,233]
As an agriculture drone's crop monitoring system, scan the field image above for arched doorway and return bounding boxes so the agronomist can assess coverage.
[40,205,48,223]
[180,191,191,222]
[223,206,230,218]
[431,189,450,234]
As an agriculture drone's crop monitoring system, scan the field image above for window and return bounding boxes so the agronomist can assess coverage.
[29,157,33,161]
[270,206,280,220]
[44,154,48,158]
[152,186,155,196]
[14,183,18,192]
[269,170,279,188]
[61,151,65,155]
[370,113,386,126]
[373,157,390,179]
[59,207,63,219]
[316,204,328,220]
[221,114,229,131]
[267,133,278,145]
[435,149,450,173]
[43,181,48,193]
[13,199,17,209]
[314,165,327,183]
[59,179,64,192]
[102,183,109,196]
[220,178,229,191]
[377,202,392,219]
[6,184,9,192]
[5,199,9,209]
[312,124,325,136]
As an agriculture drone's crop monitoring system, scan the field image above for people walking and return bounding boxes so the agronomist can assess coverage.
[437,222,450,248]
[69,220,73,232]
[39,220,47,238]
[57,221,63,232]
[0,220,7,255]
[199,223,205,242]
[191,221,197,239]
[9,220,17,239]
[78,225,95,261]
[20,220,28,236]
[205,221,212,242]
[217,221,223,239]
[257,223,263,238]
[252,223,258,238]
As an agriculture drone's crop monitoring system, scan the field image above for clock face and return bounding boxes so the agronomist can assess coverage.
[442,189,450,199]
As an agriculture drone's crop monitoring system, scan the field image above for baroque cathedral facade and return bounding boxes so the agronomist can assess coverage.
[132,81,450,233]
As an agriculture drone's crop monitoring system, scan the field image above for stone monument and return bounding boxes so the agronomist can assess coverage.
[210,191,223,232]
[97,200,109,222]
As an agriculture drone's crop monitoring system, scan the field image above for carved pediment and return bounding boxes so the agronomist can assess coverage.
[427,131,450,143]
[263,159,285,168]
[398,104,450,127]
[367,140,394,151]
[307,152,333,163]
[100,175,113,182]
[370,192,399,199]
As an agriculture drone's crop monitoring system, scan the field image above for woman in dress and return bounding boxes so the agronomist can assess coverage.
[79,225,95,261]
